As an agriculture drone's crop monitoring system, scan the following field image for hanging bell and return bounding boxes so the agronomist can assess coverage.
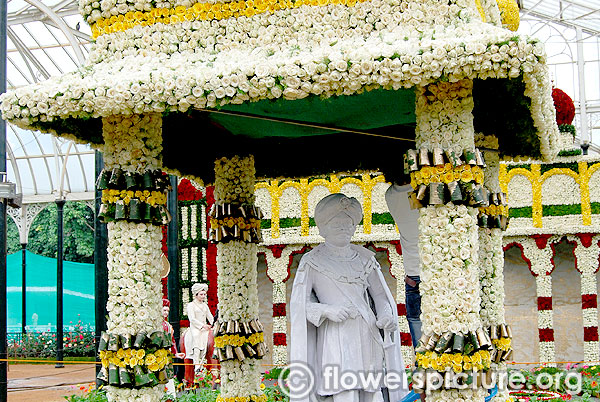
[464,149,477,165]
[432,148,445,166]
[426,333,440,351]
[476,328,491,350]
[452,332,465,353]
[415,333,431,354]
[244,344,256,356]
[447,181,463,202]
[476,149,486,167]
[506,324,513,338]
[107,333,120,352]
[478,214,488,228]
[416,184,428,201]
[227,321,236,333]
[418,148,431,166]
[500,216,509,231]
[125,173,138,189]
[120,333,133,349]
[98,332,109,351]
[142,171,154,189]
[157,369,169,384]
[114,201,127,220]
[490,325,499,340]
[428,182,445,205]
[108,363,120,385]
[469,331,480,350]
[97,365,109,383]
[242,322,251,335]
[119,366,133,386]
[143,203,152,221]
[434,332,453,354]
[133,331,147,349]
[129,198,141,220]
[498,192,507,205]
[405,150,419,172]
[445,149,463,166]
[234,346,246,361]
[225,345,235,360]
[108,168,123,187]
[500,324,509,338]
[96,169,111,190]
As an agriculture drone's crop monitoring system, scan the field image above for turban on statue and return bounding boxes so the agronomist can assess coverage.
[314,193,363,232]
[162,299,171,307]
[191,283,208,296]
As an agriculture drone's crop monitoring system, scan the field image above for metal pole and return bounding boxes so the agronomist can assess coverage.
[21,243,26,334]
[167,176,180,341]
[55,199,66,368]
[0,0,8,396]
[576,27,590,147]
[94,151,108,378]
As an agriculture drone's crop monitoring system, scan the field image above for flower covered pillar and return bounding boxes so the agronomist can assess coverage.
[210,155,267,402]
[475,135,511,402]
[567,234,600,362]
[96,114,174,402]
[409,80,489,401]
[518,235,557,364]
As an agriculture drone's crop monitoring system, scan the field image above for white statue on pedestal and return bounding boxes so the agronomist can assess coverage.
[184,283,213,373]
[291,193,409,402]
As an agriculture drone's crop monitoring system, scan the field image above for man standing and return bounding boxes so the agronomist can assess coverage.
[385,182,421,349]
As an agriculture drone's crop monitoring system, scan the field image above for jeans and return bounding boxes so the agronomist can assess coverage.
[405,275,422,348]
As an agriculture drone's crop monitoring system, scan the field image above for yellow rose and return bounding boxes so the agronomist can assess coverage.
[136,349,146,359]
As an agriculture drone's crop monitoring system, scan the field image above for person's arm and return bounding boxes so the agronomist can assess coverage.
[367,261,397,332]
[303,262,353,326]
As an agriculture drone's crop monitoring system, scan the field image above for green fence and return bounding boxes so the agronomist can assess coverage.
[7,250,95,332]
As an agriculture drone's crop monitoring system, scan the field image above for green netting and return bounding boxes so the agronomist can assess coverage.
[7,251,95,332]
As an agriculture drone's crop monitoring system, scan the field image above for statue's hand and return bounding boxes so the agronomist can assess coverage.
[376,316,398,332]
[324,305,353,322]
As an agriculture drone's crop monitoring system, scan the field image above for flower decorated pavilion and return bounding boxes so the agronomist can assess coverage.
[1,0,560,401]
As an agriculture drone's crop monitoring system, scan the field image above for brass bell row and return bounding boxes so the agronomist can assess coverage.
[408,181,489,210]
[209,203,264,221]
[215,318,265,337]
[404,148,486,173]
[415,329,493,356]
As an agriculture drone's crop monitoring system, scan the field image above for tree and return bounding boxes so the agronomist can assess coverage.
[7,201,95,263]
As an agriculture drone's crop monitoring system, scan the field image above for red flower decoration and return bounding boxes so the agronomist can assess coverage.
[539,328,554,342]
[178,178,203,201]
[537,296,553,310]
[552,87,575,125]
[397,303,407,316]
[273,333,287,346]
[400,332,413,346]
[584,326,599,342]
[272,303,286,317]
[582,294,598,309]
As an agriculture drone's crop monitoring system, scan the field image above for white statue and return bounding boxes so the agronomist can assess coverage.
[184,283,214,373]
[291,193,409,402]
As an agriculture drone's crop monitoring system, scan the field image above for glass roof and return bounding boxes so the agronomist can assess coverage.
[3,0,600,201]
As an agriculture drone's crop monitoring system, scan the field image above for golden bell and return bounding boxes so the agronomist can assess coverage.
[500,324,509,338]
[416,184,428,201]
[426,333,440,351]
[445,149,463,166]
[406,149,419,171]
[475,148,486,167]
[490,325,499,340]
[428,182,445,205]
[227,320,235,333]
[418,148,431,166]
[432,148,445,166]
[476,328,491,350]
[234,346,246,361]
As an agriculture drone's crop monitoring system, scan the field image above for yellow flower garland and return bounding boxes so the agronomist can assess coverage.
[479,204,509,217]
[101,189,167,206]
[410,164,484,189]
[217,394,268,402]
[210,216,261,230]
[91,0,369,38]
[99,348,171,371]
[416,350,491,373]
[214,332,264,348]
[492,337,512,352]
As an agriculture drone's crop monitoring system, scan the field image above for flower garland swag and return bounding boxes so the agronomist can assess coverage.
[566,234,600,362]
[475,134,511,402]
[212,155,267,402]
[504,235,557,364]
[99,114,173,402]
[374,241,414,366]
[411,80,487,402]
[177,178,207,314]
